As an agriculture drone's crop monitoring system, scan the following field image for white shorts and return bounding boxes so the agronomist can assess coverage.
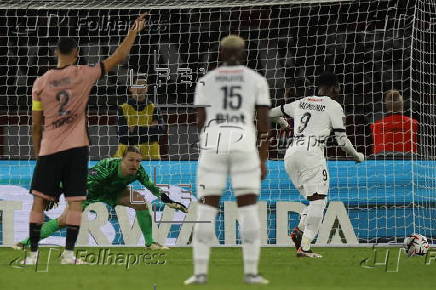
[197,150,261,198]
[284,150,329,198]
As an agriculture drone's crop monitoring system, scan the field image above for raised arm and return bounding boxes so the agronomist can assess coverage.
[102,14,148,73]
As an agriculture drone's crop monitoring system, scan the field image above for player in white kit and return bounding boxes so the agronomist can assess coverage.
[269,71,364,258]
[184,35,270,285]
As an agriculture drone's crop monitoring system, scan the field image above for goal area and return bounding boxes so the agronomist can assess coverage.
[0,0,435,247]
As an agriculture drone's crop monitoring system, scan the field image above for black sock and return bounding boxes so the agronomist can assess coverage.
[65,225,80,251]
[29,223,42,252]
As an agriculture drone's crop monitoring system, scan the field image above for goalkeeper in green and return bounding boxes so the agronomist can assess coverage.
[16,146,187,250]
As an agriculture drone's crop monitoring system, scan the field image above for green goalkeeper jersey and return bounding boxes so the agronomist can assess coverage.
[86,158,161,205]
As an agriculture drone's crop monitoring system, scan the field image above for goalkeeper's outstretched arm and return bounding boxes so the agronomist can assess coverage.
[137,166,188,213]
[102,13,148,73]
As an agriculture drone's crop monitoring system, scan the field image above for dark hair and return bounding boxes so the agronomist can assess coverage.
[56,37,78,55]
[318,71,338,88]
[122,146,141,158]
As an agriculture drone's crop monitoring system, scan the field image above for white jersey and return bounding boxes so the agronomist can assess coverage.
[194,65,271,153]
[276,95,346,157]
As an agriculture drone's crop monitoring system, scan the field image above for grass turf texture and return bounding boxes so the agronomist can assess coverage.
[1,247,435,290]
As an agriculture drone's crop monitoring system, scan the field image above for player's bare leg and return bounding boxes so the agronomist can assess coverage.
[117,189,168,250]
[184,195,220,285]
[297,193,325,258]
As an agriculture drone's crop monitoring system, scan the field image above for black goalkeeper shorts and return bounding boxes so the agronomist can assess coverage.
[30,146,89,201]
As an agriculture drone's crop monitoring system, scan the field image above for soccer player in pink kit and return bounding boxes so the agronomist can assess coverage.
[24,14,147,265]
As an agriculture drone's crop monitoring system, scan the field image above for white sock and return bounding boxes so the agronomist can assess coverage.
[193,203,218,276]
[301,199,326,251]
[29,251,38,258]
[238,204,261,275]
[63,249,74,258]
[301,236,312,251]
[298,206,309,231]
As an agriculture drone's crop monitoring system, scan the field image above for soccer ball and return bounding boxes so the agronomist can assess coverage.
[403,234,430,257]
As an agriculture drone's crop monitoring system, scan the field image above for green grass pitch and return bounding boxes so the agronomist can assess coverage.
[1,247,435,290]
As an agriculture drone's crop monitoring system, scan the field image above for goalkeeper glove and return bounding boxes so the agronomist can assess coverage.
[160,192,188,213]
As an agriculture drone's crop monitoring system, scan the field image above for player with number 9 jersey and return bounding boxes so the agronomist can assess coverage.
[270,72,364,200]
[269,71,364,258]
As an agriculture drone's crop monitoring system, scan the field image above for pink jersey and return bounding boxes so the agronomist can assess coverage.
[32,64,103,156]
